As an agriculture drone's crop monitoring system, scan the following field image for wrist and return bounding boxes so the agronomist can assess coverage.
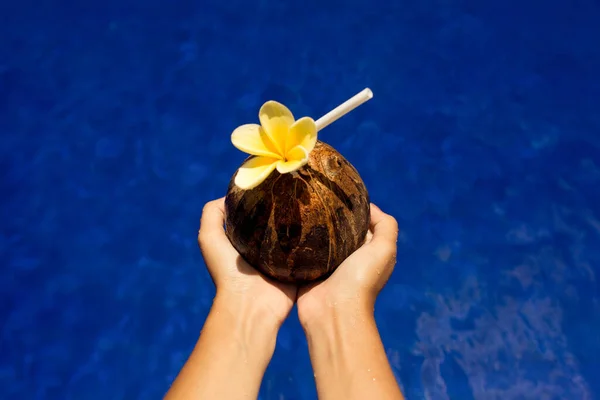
[213,289,294,329]
[213,290,285,330]
[206,293,281,365]
[299,299,375,332]
[299,293,375,331]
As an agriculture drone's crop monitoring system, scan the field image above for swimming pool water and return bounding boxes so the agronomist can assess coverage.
[1,0,600,398]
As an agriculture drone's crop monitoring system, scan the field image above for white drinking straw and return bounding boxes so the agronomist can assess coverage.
[315,88,374,132]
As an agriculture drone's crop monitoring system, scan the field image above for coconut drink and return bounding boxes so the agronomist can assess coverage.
[224,89,373,283]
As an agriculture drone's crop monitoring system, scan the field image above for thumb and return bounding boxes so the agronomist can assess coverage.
[359,203,398,291]
[198,197,236,264]
[367,203,399,255]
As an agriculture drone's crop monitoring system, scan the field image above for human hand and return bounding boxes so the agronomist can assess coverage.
[198,197,297,327]
[295,204,403,400]
[166,197,298,400]
[297,203,398,327]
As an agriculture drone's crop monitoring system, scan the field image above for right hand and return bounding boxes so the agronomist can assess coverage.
[297,203,399,327]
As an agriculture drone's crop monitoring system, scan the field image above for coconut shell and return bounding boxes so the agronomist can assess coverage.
[224,140,370,283]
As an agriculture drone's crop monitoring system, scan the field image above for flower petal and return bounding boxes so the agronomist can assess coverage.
[259,101,295,155]
[287,117,317,154]
[234,156,279,190]
[286,145,309,162]
[276,145,309,174]
[231,124,281,158]
[276,159,307,174]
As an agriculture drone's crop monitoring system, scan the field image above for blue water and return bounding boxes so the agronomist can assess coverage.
[2,0,600,399]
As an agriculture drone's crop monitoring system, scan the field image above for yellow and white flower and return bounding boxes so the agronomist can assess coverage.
[231,100,318,189]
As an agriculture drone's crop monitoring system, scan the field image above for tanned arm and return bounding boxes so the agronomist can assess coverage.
[302,304,404,400]
[164,295,280,400]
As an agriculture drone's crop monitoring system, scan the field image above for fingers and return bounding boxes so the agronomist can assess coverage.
[357,204,397,294]
[199,197,225,234]
[198,197,229,254]
[364,229,374,244]
[368,203,399,253]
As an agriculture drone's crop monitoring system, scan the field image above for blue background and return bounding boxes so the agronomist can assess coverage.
[1,0,599,398]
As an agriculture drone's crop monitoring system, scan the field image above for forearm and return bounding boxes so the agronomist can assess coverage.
[303,305,404,400]
[165,295,279,400]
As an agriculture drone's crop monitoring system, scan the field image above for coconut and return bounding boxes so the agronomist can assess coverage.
[223,89,373,283]
[225,140,369,283]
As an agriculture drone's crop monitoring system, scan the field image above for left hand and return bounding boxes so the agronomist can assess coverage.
[198,197,297,327]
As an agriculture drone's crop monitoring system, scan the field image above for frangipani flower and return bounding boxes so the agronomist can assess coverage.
[231,100,318,189]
